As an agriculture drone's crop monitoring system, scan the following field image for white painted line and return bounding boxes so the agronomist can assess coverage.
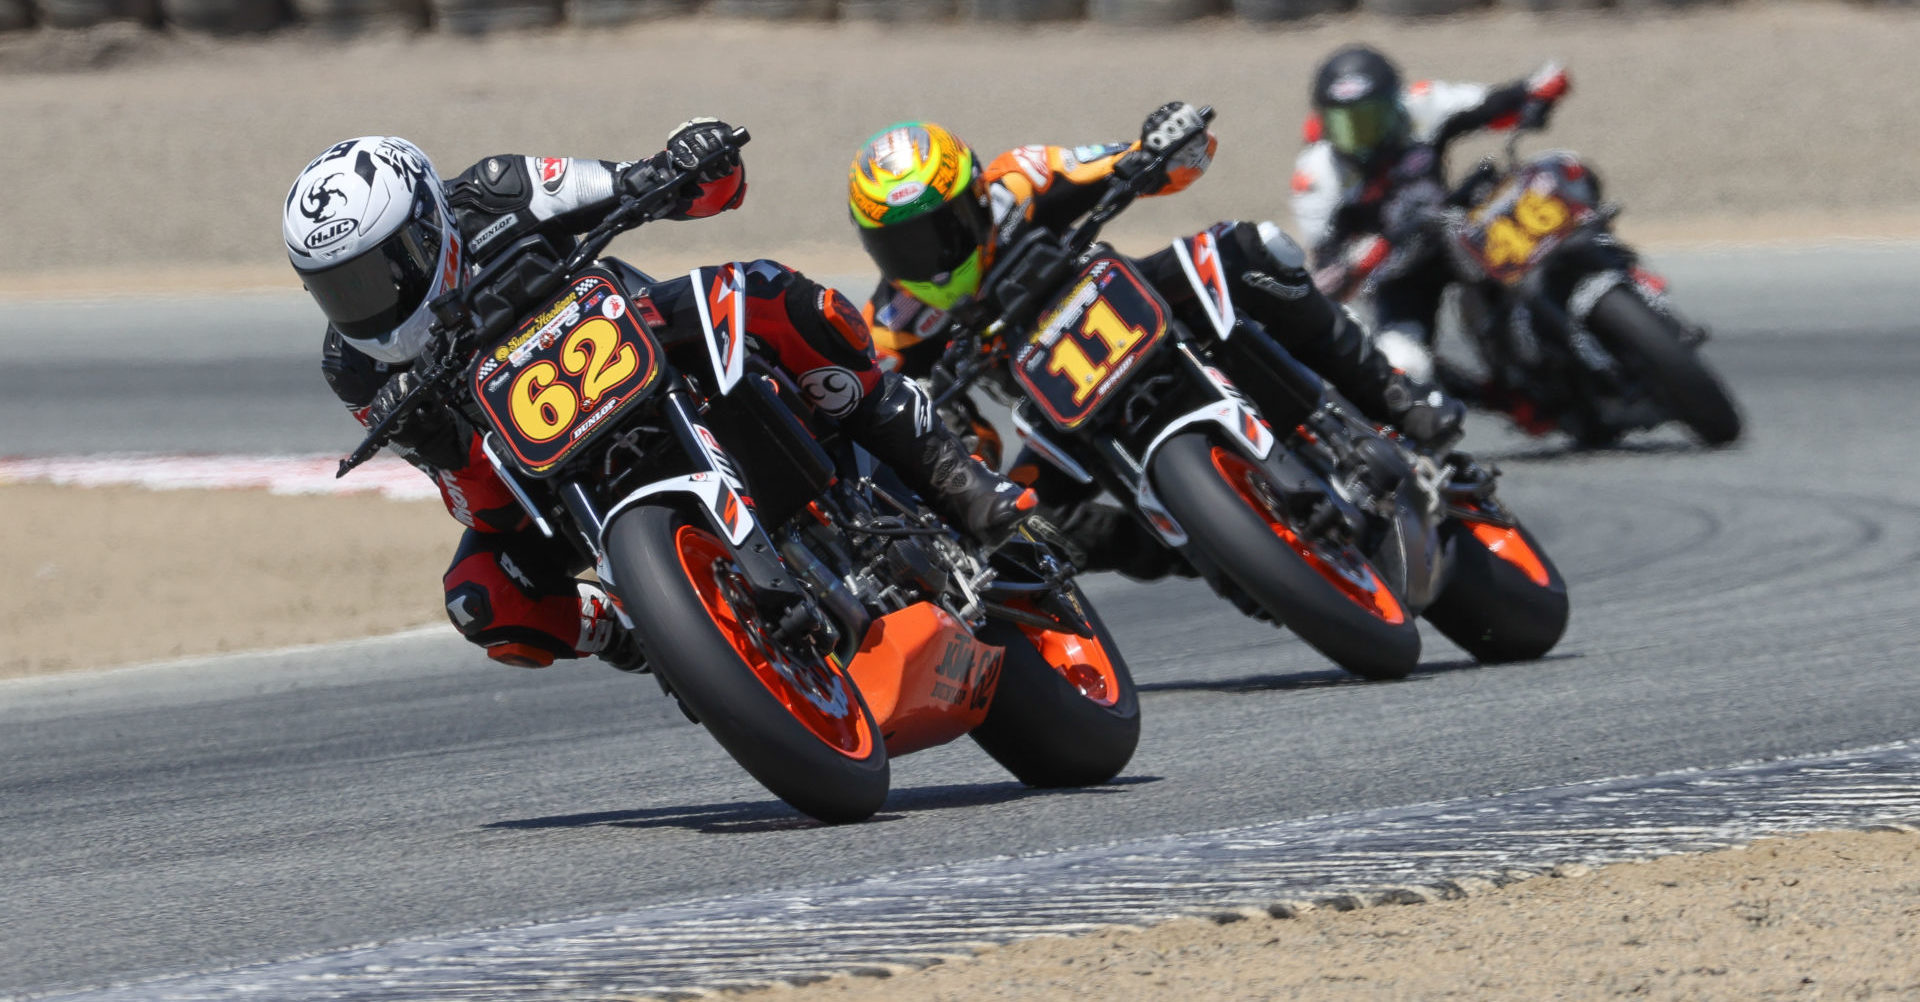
[0,454,442,502]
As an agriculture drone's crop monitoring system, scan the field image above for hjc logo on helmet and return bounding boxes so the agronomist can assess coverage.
[303,218,359,250]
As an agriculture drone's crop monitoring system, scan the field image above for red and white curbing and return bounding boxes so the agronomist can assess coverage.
[0,454,441,502]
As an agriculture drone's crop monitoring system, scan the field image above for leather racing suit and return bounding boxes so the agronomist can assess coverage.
[324,150,1024,668]
[1293,69,1570,377]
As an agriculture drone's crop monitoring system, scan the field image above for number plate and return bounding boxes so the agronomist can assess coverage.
[1460,167,1584,284]
[471,268,662,477]
[1010,255,1168,431]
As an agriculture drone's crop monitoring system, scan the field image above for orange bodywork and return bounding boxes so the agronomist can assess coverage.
[845,604,1004,757]
[1467,521,1553,586]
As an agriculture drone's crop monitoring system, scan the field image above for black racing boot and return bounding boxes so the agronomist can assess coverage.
[1380,370,1467,454]
[844,372,1040,545]
[1305,308,1465,454]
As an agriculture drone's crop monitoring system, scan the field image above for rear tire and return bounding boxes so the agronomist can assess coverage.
[604,505,889,824]
[1149,432,1422,680]
[1586,286,1742,446]
[1423,517,1569,663]
[969,594,1140,788]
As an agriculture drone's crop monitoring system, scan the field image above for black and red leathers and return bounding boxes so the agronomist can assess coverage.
[323,146,1023,667]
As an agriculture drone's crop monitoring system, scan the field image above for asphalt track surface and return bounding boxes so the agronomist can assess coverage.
[4,244,1919,996]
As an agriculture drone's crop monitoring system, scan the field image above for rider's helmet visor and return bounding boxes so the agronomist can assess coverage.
[299,186,444,343]
[858,188,991,286]
[1324,98,1400,162]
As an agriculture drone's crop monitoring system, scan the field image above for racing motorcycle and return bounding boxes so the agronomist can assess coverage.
[934,110,1567,681]
[337,130,1138,824]
[1323,126,1742,447]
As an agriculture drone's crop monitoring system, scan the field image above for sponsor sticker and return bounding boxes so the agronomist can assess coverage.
[1329,73,1374,102]
[536,157,568,194]
[602,295,627,320]
[1012,145,1050,187]
[885,180,927,206]
[470,214,515,252]
[799,366,862,417]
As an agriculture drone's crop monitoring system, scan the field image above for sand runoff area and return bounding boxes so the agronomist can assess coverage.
[5,7,1920,997]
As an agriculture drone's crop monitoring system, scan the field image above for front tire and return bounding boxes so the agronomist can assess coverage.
[1585,286,1742,446]
[604,505,889,823]
[1148,432,1422,680]
[969,593,1140,788]
[1422,517,1569,663]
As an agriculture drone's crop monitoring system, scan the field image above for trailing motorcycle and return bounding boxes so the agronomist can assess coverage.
[1321,127,1742,447]
[338,130,1138,824]
[935,110,1568,680]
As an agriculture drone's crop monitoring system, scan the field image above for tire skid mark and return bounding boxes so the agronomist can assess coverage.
[24,741,1920,1002]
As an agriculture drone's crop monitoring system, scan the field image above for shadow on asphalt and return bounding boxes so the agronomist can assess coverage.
[483,776,1163,834]
[1481,437,1709,464]
[1137,652,1581,695]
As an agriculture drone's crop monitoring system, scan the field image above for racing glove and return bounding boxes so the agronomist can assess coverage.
[1521,63,1569,129]
[366,370,468,471]
[1116,101,1216,192]
[618,117,747,218]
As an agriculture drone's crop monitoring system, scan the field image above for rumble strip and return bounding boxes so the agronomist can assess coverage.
[21,741,1920,1002]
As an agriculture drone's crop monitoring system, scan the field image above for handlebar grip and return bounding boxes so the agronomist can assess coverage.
[729,126,751,146]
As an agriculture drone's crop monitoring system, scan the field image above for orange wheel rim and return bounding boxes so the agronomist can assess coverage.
[1209,447,1406,625]
[675,525,874,759]
[1467,521,1552,586]
[1014,610,1123,708]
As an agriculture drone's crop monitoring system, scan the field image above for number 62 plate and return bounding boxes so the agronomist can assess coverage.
[471,268,663,476]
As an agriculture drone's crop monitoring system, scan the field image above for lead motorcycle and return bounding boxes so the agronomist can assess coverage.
[934,110,1568,681]
[1321,126,1742,448]
[337,130,1138,824]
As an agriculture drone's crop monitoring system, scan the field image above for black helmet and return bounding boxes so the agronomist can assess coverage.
[1311,45,1408,166]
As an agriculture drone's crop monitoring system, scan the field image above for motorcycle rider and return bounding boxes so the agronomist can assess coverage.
[284,121,1042,670]
[1293,44,1571,383]
[849,104,1466,577]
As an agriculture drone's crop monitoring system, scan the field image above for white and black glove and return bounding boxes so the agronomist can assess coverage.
[664,117,742,182]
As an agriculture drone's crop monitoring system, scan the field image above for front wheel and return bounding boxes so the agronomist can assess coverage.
[1422,516,1569,663]
[968,592,1140,788]
[1585,285,1742,446]
[1148,432,1422,680]
[604,505,889,824]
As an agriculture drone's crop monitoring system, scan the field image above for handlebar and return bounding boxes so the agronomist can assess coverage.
[335,127,752,478]
[930,107,1215,403]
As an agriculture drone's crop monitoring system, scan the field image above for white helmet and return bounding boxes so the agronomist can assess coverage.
[283,136,462,364]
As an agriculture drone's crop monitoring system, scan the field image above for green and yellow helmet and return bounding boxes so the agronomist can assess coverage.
[849,122,991,311]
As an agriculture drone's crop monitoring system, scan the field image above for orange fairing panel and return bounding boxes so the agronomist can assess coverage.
[845,604,1004,757]
[1468,522,1552,586]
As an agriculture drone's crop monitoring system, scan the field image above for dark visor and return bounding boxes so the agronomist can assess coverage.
[300,188,443,343]
[858,191,990,284]
[1324,99,1398,159]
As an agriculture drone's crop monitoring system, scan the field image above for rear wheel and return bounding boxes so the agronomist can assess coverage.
[1586,286,1742,445]
[604,505,889,823]
[1149,432,1422,680]
[969,593,1140,788]
[1423,516,1569,663]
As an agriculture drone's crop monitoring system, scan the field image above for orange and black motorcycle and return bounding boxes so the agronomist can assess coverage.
[935,110,1567,680]
[339,131,1137,824]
